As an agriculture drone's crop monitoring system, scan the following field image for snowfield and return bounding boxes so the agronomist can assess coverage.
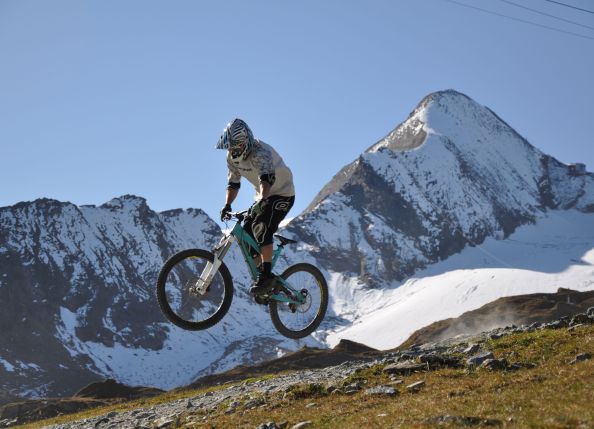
[324,210,594,349]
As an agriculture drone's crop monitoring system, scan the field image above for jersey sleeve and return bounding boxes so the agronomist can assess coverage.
[251,144,276,185]
[227,158,242,185]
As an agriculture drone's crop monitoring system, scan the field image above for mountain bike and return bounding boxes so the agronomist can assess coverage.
[156,211,328,339]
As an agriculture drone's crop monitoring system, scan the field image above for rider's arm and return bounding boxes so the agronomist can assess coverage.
[226,158,241,205]
[225,186,239,205]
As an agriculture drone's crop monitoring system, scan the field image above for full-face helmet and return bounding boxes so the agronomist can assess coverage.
[216,118,254,159]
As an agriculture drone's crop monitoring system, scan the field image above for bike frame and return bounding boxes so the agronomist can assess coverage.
[230,220,283,280]
[195,213,304,305]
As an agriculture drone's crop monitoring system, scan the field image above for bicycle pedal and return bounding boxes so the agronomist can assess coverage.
[254,295,269,305]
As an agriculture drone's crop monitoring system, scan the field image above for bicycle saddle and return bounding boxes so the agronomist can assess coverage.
[275,235,298,246]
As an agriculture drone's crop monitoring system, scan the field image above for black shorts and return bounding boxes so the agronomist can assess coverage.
[244,195,295,248]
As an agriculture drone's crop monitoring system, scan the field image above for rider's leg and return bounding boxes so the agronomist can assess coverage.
[244,212,263,270]
[260,244,273,277]
[250,195,295,295]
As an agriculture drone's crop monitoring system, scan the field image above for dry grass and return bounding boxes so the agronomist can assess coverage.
[16,325,594,429]
[179,325,594,428]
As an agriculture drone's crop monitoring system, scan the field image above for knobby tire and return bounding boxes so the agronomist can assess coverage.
[156,248,233,331]
[269,263,328,339]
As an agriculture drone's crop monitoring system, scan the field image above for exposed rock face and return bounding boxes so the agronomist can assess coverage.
[0,195,310,398]
[399,288,594,348]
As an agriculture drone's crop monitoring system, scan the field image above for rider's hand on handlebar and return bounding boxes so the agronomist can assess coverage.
[220,204,232,222]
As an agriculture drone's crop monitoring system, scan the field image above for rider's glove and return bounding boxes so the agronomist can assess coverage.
[220,204,232,222]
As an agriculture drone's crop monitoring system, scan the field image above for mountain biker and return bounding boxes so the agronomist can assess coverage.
[216,118,295,295]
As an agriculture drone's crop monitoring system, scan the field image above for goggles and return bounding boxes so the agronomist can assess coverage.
[230,141,246,159]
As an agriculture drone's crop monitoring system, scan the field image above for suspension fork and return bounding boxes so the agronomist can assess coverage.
[192,235,235,295]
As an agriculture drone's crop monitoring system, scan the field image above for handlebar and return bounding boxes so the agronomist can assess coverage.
[225,210,249,223]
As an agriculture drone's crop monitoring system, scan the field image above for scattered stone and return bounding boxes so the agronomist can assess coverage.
[305,402,317,408]
[256,422,281,429]
[0,420,17,429]
[419,353,462,368]
[291,422,313,429]
[398,352,418,361]
[225,400,240,414]
[586,307,594,317]
[365,385,398,396]
[377,413,388,417]
[343,382,362,394]
[490,333,503,340]
[383,361,427,375]
[427,415,502,426]
[153,417,175,429]
[567,324,584,331]
[94,417,109,427]
[244,397,266,410]
[480,358,508,370]
[570,352,592,364]
[354,364,370,373]
[406,380,425,393]
[543,320,567,329]
[466,351,494,367]
[463,343,480,355]
[570,313,591,325]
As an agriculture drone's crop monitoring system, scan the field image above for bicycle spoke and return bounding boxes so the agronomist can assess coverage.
[163,256,227,324]
[276,271,322,331]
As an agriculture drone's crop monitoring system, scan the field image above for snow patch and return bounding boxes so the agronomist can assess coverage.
[325,210,594,349]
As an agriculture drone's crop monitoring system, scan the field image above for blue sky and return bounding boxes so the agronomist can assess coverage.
[1,0,593,225]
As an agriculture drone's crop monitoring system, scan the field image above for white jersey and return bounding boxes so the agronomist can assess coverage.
[227,140,295,199]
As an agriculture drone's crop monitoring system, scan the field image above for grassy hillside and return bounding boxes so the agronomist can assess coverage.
[17,324,594,429]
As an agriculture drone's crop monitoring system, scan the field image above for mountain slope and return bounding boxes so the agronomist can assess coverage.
[288,90,593,287]
[321,207,594,349]
[0,196,319,398]
[280,89,594,341]
[398,287,594,349]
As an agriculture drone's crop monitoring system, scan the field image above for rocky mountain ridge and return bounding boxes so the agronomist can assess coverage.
[0,195,314,399]
[286,90,594,288]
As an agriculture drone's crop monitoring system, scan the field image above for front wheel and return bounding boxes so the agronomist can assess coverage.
[269,263,328,339]
[156,249,233,331]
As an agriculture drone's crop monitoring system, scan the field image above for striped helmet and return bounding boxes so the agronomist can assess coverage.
[216,118,255,159]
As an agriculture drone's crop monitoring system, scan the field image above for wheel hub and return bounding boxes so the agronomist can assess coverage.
[289,289,312,313]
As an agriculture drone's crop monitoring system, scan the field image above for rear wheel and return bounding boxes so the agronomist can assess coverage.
[156,249,233,330]
[269,263,328,339]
